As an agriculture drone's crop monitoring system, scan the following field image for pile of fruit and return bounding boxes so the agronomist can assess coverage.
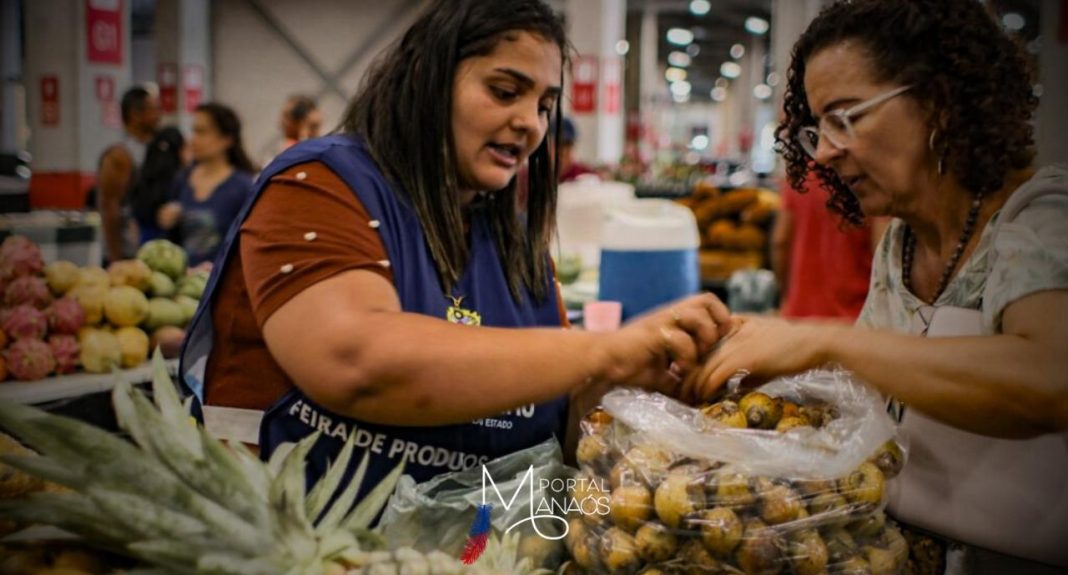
[565,387,907,575]
[0,236,204,381]
[676,182,779,282]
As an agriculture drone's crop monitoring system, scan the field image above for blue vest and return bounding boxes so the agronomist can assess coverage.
[180,135,568,501]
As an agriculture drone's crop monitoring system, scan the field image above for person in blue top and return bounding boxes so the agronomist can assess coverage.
[180,0,732,505]
[159,103,256,267]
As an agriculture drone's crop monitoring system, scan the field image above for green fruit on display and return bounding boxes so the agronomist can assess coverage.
[148,271,176,298]
[143,297,186,331]
[137,239,188,280]
[175,295,200,325]
[176,271,209,300]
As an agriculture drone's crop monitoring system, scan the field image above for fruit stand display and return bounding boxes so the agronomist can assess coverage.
[564,371,908,574]
[676,182,780,285]
[0,356,556,574]
[0,235,202,390]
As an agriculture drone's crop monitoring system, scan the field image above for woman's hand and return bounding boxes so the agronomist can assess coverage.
[689,317,841,401]
[597,293,733,399]
[157,202,183,230]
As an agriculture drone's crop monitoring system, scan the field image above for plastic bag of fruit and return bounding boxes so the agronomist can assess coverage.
[565,369,909,574]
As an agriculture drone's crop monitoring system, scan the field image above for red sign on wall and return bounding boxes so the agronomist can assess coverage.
[603,58,622,115]
[94,75,115,102]
[572,56,598,115]
[158,63,178,113]
[40,76,60,126]
[86,0,123,65]
[183,64,204,113]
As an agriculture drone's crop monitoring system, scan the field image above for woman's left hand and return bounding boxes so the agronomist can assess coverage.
[687,317,841,401]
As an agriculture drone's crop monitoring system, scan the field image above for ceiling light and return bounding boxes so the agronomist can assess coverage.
[720,61,742,79]
[668,51,692,68]
[730,43,746,59]
[665,67,688,83]
[745,16,769,35]
[615,40,630,55]
[670,80,692,97]
[690,0,711,16]
[753,84,772,100]
[711,86,728,102]
[1001,12,1025,31]
[667,28,694,46]
[691,134,710,150]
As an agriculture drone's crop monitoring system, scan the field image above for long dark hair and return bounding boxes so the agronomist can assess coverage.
[339,0,568,301]
[131,126,185,227]
[195,102,258,174]
[777,0,1037,225]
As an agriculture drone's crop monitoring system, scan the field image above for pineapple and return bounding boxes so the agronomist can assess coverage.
[0,352,553,575]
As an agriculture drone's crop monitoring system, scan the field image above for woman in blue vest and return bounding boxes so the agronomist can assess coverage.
[180,0,731,501]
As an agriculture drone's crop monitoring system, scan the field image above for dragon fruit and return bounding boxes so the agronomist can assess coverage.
[48,297,86,335]
[4,276,53,309]
[4,338,56,380]
[1,305,48,341]
[0,235,45,280]
[48,334,80,375]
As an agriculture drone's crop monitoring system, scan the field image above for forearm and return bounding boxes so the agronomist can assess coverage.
[100,201,124,262]
[284,312,612,427]
[823,327,1068,438]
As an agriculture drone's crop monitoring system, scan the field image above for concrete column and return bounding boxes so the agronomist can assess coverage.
[24,0,132,208]
[1036,0,1068,164]
[1,0,23,153]
[154,0,210,133]
[769,0,823,115]
[566,0,626,165]
[637,6,662,160]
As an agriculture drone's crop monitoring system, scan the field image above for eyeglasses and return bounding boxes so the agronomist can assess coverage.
[797,85,912,159]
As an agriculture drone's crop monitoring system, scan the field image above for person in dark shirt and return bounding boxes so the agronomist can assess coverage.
[159,103,256,266]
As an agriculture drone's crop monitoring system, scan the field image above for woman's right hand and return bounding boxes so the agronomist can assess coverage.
[596,293,733,402]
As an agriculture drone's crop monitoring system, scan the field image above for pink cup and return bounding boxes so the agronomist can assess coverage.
[584,301,623,332]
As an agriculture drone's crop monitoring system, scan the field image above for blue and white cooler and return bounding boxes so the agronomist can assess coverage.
[598,200,701,320]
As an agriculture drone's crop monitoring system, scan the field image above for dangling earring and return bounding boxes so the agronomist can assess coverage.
[929,129,945,176]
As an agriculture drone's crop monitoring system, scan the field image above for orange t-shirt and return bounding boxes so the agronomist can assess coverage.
[204,161,570,411]
[203,162,392,410]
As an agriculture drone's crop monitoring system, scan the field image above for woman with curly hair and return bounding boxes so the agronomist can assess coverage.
[696,0,1067,571]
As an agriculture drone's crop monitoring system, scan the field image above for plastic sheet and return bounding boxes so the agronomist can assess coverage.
[565,369,909,574]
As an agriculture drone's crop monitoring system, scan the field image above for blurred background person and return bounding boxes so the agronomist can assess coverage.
[556,116,594,183]
[772,175,889,321]
[159,103,256,267]
[95,85,161,263]
[279,94,322,151]
[128,126,188,245]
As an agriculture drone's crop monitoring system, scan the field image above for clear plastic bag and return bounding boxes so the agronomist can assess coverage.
[565,369,910,574]
[375,437,571,570]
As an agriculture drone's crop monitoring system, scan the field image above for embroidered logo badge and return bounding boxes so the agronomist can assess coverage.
[446,295,481,326]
